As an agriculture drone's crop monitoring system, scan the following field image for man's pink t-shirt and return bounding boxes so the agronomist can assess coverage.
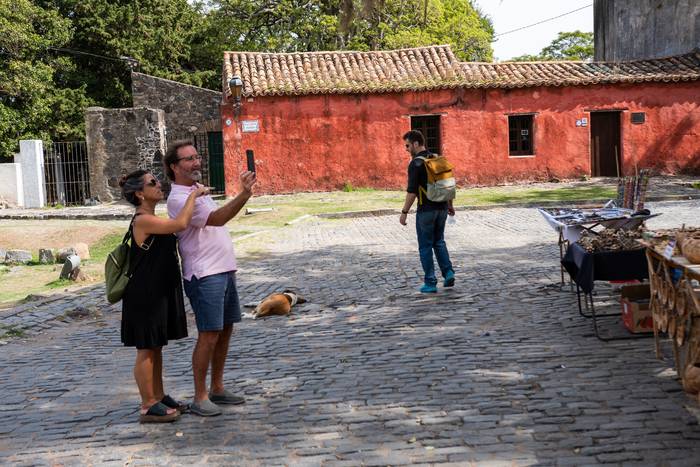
[167,183,237,281]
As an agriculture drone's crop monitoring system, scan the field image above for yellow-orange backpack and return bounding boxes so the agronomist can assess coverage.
[416,155,456,203]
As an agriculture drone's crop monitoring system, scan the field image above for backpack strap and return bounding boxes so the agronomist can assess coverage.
[415,156,429,205]
[121,215,136,244]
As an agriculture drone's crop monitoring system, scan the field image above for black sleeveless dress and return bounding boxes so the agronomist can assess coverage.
[121,218,188,349]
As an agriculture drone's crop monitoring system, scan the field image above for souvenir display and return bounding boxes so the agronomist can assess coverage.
[641,227,700,403]
[576,227,644,253]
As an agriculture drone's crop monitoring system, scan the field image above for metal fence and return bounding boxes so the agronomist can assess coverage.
[43,141,91,206]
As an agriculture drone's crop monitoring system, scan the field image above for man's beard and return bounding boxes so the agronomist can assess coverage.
[189,170,202,182]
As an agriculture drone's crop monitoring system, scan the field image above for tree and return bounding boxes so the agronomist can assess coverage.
[197,0,494,62]
[0,0,89,158]
[510,30,593,62]
[47,0,212,108]
[388,0,494,61]
[541,31,593,60]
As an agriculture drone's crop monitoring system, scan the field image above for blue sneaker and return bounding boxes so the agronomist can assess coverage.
[443,270,455,287]
[420,283,438,294]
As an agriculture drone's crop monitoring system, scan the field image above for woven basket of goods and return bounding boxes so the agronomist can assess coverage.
[682,364,700,395]
[680,238,700,264]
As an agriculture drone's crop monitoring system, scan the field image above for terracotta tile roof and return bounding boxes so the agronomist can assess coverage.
[222,45,700,98]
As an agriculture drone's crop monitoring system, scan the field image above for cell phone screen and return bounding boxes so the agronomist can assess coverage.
[246,149,255,173]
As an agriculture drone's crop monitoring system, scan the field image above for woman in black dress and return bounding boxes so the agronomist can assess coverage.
[119,170,208,423]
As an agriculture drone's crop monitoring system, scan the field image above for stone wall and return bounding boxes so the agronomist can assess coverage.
[595,0,700,61]
[131,72,223,137]
[85,107,166,202]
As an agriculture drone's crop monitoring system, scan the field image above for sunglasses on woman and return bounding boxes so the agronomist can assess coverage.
[146,178,158,187]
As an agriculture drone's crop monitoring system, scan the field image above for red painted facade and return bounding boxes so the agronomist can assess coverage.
[221,82,699,195]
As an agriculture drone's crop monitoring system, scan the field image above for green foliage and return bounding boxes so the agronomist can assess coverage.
[508,54,542,63]
[50,0,209,107]
[381,0,493,61]
[0,0,494,158]
[541,31,594,60]
[196,0,493,62]
[510,30,593,62]
[0,0,85,158]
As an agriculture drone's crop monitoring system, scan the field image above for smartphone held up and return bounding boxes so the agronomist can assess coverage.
[246,149,256,173]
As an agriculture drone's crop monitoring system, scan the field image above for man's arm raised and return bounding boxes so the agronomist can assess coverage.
[206,171,257,227]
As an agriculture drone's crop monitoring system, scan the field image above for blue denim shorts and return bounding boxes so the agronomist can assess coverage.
[183,271,241,332]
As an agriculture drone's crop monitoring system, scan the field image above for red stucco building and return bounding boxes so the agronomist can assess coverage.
[220,45,700,195]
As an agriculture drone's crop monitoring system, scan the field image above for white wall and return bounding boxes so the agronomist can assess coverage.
[17,140,45,208]
[0,163,25,207]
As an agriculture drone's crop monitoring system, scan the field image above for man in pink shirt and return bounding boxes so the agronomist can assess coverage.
[165,140,256,417]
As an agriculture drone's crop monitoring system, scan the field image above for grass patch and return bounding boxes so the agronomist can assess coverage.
[0,228,124,307]
[230,230,254,238]
[46,278,73,289]
[89,231,125,262]
[0,325,26,338]
[236,184,616,229]
[458,186,616,206]
[342,182,376,192]
[692,182,700,190]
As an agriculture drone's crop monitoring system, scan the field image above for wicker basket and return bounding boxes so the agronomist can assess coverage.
[682,365,700,394]
[680,238,700,264]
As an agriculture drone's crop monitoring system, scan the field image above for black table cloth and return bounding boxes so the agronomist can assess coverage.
[561,242,649,294]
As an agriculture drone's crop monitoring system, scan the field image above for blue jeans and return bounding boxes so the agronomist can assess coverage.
[416,210,453,285]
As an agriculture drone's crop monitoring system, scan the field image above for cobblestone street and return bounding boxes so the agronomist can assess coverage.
[1,201,700,466]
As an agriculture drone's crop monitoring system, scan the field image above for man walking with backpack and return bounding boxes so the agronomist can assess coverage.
[399,130,456,293]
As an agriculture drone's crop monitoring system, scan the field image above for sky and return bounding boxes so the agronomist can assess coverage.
[474,0,594,61]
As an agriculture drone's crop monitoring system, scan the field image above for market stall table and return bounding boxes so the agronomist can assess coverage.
[539,206,659,285]
[561,242,649,341]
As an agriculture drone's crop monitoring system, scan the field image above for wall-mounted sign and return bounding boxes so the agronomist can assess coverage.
[225,118,233,127]
[241,120,260,133]
[576,118,588,127]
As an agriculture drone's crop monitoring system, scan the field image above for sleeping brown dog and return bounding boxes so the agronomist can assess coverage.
[253,290,306,319]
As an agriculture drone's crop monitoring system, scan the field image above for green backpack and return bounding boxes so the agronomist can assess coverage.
[105,218,144,304]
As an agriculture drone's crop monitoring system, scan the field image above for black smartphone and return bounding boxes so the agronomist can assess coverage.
[246,149,256,173]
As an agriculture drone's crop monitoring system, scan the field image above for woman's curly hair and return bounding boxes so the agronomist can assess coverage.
[119,169,148,206]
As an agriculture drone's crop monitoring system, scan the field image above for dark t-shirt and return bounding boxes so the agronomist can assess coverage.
[406,150,448,212]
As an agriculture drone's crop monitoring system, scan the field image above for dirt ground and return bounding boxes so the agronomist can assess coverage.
[0,219,128,251]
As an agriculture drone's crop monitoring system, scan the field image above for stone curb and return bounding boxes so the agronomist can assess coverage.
[1,193,698,221]
[0,213,133,220]
[317,193,700,219]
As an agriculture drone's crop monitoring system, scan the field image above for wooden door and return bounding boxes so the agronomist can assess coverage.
[590,112,621,177]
